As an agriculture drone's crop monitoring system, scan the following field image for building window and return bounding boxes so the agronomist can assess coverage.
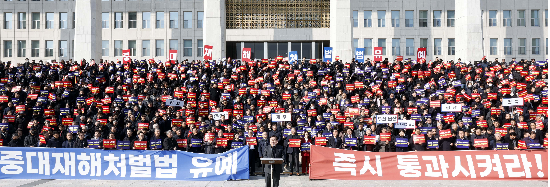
[183,40,192,56]
[503,10,511,27]
[377,38,386,55]
[59,40,67,57]
[45,40,53,57]
[546,10,548,27]
[197,12,203,28]
[518,38,526,55]
[31,13,40,29]
[114,40,122,56]
[101,12,109,28]
[156,12,164,29]
[420,38,428,54]
[156,39,164,56]
[406,38,414,56]
[405,10,413,27]
[446,10,454,27]
[392,38,400,56]
[17,40,25,57]
[197,39,203,57]
[142,12,150,29]
[169,39,178,52]
[419,10,428,27]
[183,12,192,28]
[3,41,12,57]
[4,13,12,29]
[59,12,67,29]
[142,40,150,56]
[490,38,497,55]
[504,38,512,55]
[391,10,399,27]
[353,38,358,50]
[517,10,526,26]
[434,38,441,55]
[377,10,385,27]
[448,38,455,55]
[114,12,123,29]
[531,10,539,26]
[364,11,372,27]
[352,11,358,27]
[102,40,109,56]
[433,10,441,27]
[364,39,372,55]
[488,10,497,27]
[128,12,137,28]
[546,38,548,55]
[72,12,75,29]
[128,40,136,56]
[31,40,39,57]
[532,38,540,55]
[169,12,178,28]
[18,12,26,29]
[46,13,53,29]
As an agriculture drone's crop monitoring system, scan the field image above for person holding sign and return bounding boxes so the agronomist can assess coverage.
[245,129,258,176]
[393,130,409,152]
[187,128,202,153]
[214,130,228,154]
[285,128,301,176]
[133,131,148,150]
[409,128,426,151]
[301,131,312,175]
[343,128,357,150]
[455,130,470,150]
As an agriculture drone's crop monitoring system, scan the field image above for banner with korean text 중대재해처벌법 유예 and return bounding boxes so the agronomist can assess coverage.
[0,146,249,180]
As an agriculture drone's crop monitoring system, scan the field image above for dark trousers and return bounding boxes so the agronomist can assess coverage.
[249,148,257,174]
[265,172,280,187]
[287,152,300,173]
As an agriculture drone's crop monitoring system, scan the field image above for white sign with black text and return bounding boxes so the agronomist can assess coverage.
[395,120,415,129]
[503,98,524,106]
[212,112,229,120]
[441,104,462,112]
[166,99,184,107]
[271,113,292,122]
[376,115,398,124]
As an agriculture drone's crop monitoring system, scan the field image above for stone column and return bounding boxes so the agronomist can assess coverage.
[74,0,102,62]
[455,0,483,63]
[330,0,353,62]
[204,0,226,60]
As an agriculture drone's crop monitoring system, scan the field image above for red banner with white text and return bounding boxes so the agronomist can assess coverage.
[310,145,547,180]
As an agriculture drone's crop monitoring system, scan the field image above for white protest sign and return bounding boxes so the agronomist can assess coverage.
[441,104,462,112]
[503,98,524,106]
[212,112,229,120]
[166,99,184,107]
[395,120,415,129]
[271,113,292,122]
[376,115,398,124]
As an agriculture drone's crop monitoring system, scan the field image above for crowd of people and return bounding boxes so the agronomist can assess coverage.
[0,56,547,175]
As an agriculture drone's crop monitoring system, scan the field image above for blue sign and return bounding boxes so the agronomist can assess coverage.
[150,139,162,149]
[456,139,470,148]
[117,141,131,149]
[496,143,508,150]
[355,48,364,63]
[301,143,311,151]
[427,140,439,149]
[0,146,249,180]
[395,138,408,147]
[289,51,298,64]
[323,47,332,62]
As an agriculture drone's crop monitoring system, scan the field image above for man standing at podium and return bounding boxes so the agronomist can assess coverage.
[264,135,284,187]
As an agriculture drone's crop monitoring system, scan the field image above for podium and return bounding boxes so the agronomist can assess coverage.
[260,158,284,187]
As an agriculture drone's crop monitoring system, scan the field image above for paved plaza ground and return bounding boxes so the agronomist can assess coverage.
[1,176,547,187]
